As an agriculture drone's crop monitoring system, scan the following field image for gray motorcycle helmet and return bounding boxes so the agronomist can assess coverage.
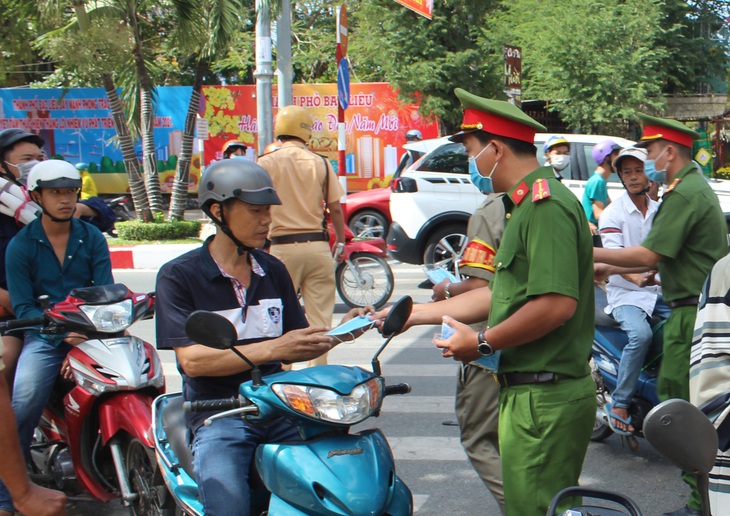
[198,159,281,210]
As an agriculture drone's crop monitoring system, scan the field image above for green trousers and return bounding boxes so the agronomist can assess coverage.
[455,364,504,513]
[498,374,594,516]
[659,305,701,511]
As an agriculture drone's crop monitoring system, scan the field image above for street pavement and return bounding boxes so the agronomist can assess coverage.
[64,262,693,515]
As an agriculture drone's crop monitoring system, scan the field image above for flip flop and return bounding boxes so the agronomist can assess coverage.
[605,403,633,436]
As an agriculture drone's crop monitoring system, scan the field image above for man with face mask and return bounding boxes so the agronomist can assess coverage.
[583,139,622,244]
[543,135,571,181]
[594,114,727,516]
[403,88,595,516]
[598,147,670,435]
[0,129,45,390]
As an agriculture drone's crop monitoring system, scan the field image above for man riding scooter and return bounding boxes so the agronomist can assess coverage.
[154,159,364,516]
[598,147,670,435]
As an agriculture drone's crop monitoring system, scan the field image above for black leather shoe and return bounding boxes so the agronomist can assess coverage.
[662,505,701,516]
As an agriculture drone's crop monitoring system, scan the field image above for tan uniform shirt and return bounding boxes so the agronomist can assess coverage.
[257,140,344,238]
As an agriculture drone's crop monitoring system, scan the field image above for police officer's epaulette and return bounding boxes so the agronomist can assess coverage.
[532,178,551,202]
[663,177,681,195]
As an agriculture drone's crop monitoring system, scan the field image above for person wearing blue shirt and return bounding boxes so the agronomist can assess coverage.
[582,139,621,246]
[0,160,113,516]
[155,159,339,516]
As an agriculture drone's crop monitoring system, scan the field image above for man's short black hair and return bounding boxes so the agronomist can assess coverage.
[474,131,537,158]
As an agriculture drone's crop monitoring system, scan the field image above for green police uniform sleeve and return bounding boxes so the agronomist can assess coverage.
[641,190,694,260]
[523,199,582,300]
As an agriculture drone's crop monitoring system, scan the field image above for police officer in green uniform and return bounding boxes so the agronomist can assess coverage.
[594,113,727,516]
[423,89,595,516]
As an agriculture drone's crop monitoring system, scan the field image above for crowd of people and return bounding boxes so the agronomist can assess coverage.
[0,85,728,516]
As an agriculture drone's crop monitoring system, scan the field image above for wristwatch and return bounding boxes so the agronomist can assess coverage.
[444,282,452,299]
[477,330,495,356]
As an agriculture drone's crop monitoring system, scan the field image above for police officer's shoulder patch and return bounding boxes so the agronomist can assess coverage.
[532,178,551,202]
[511,181,529,205]
[664,177,681,195]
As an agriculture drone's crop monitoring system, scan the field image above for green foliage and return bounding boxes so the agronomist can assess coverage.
[482,0,667,134]
[351,0,501,133]
[116,215,201,241]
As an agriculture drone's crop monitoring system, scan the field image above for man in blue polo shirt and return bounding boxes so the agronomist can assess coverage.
[155,159,337,516]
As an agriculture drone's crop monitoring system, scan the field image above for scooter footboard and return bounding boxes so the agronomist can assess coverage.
[256,428,413,516]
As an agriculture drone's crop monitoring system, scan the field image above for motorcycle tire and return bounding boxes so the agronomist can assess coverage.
[336,253,394,309]
[125,437,177,516]
[591,371,614,442]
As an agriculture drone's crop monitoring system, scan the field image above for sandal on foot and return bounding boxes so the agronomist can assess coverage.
[605,403,633,436]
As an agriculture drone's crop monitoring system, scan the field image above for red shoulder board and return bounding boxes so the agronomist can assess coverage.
[663,177,681,195]
[532,178,551,202]
[510,181,529,205]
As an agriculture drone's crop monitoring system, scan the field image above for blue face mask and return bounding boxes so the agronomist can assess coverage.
[644,147,667,184]
[468,144,499,194]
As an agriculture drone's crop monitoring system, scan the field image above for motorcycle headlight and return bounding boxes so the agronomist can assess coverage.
[80,299,133,332]
[272,378,384,425]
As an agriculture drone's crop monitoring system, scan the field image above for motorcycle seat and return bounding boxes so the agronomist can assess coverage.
[161,396,196,479]
[594,286,621,329]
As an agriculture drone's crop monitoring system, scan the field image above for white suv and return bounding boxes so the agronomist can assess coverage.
[387,133,730,266]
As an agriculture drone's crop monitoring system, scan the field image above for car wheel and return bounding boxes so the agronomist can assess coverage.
[423,224,467,270]
[349,209,389,239]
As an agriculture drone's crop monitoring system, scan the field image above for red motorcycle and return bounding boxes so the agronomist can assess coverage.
[329,223,394,309]
[0,284,172,515]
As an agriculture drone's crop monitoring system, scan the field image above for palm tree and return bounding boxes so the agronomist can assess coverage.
[168,0,246,220]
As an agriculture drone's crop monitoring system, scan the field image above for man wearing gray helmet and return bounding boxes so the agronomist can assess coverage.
[155,159,352,516]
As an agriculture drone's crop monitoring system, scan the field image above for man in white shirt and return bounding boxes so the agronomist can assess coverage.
[598,147,670,434]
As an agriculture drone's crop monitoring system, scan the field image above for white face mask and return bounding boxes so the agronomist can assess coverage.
[550,154,570,171]
[5,160,40,185]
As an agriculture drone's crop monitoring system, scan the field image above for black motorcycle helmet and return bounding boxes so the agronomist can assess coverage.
[0,129,45,181]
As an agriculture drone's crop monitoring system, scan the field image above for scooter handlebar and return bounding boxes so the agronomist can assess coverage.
[0,316,46,331]
[184,397,242,413]
[385,383,411,396]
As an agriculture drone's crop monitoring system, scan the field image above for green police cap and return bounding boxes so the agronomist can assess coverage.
[636,113,699,149]
[449,88,546,143]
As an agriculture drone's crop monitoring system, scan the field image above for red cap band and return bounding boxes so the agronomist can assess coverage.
[461,109,537,143]
[640,125,694,148]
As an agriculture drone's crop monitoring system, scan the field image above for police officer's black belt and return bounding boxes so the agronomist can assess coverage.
[270,232,328,245]
[496,372,563,388]
[667,296,700,309]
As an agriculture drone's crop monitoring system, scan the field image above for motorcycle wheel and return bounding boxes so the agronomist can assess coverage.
[336,253,394,309]
[125,437,176,516]
[591,368,614,442]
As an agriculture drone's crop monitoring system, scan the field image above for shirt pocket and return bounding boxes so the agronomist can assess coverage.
[242,298,284,339]
[491,249,517,303]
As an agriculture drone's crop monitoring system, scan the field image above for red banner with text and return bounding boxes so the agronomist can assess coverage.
[393,0,433,19]
[200,83,439,191]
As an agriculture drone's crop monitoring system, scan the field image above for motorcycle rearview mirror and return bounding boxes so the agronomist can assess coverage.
[644,399,718,516]
[185,311,238,349]
[184,311,263,386]
[372,296,413,376]
[381,295,413,338]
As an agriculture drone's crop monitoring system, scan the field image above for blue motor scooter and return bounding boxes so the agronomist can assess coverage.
[152,296,415,516]
[591,286,666,450]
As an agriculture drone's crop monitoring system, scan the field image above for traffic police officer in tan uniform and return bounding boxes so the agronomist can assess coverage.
[257,105,346,366]
[398,89,595,516]
[594,114,727,516]
[431,193,506,512]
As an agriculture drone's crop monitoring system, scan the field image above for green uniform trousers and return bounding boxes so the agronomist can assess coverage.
[499,374,594,516]
[658,305,701,511]
[455,364,504,513]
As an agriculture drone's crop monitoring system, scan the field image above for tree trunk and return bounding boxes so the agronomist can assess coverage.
[102,74,153,222]
[131,11,164,215]
[168,58,206,221]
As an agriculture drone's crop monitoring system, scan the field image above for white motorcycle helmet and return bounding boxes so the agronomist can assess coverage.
[26,160,82,192]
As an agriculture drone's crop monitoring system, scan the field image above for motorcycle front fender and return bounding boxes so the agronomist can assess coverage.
[345,241,387,258]
[256,428,412,516]
[98,393,154,446]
